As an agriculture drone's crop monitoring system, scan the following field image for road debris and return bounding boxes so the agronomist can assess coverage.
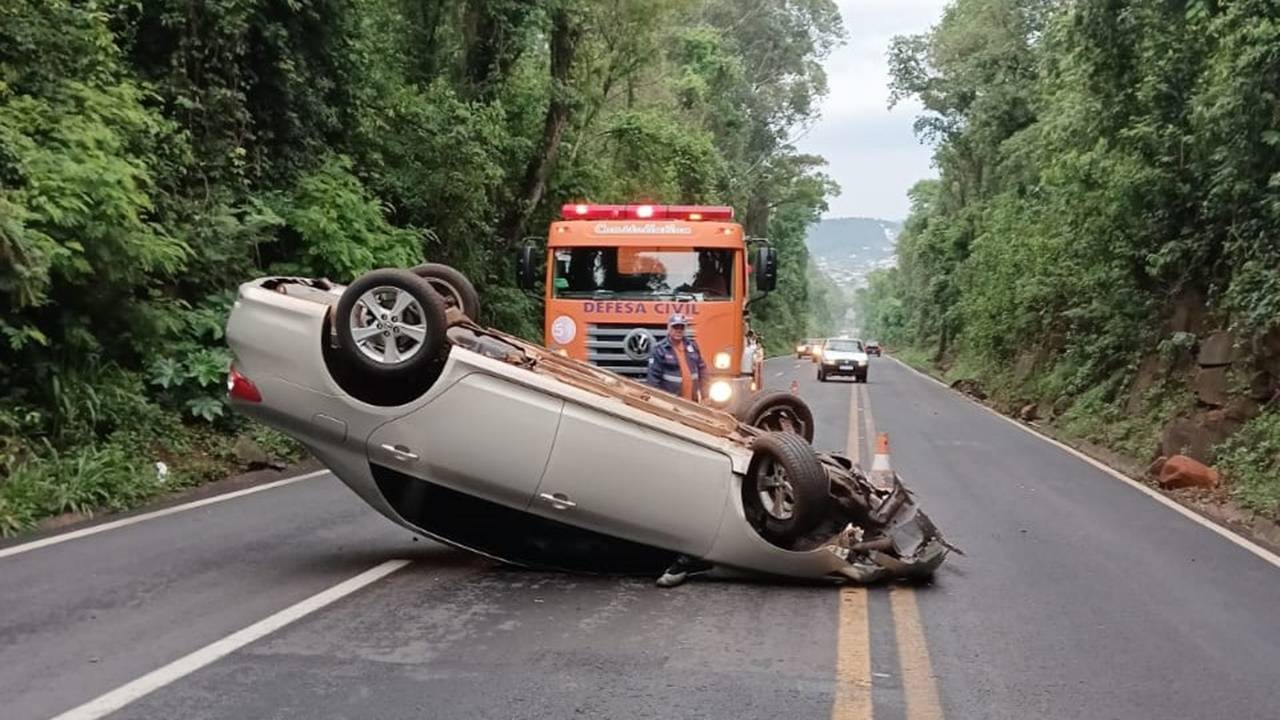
[810,456,953,583]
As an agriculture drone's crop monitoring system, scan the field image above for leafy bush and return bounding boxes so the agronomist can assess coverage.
[0,441,151,536]
[1216,411,1280,519]
[267,156,424,280]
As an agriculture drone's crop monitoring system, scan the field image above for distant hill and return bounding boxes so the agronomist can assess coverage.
[804,216,900,290]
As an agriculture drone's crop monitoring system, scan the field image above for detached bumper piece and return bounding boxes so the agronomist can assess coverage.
[804,454,952,583]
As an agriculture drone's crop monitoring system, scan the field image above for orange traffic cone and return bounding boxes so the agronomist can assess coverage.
[789,379,800,395]
[870,432,893,485]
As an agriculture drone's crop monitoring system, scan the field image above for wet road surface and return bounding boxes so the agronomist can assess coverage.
[3,355,1277,719]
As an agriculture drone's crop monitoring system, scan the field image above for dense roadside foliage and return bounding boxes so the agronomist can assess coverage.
[858,0,1280,517]
[0,0,845,534]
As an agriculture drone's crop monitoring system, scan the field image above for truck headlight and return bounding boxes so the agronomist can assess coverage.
[708,380,733,403]
[713,351,731,370]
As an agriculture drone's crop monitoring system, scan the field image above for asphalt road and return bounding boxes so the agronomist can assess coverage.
[2,355,1277,719]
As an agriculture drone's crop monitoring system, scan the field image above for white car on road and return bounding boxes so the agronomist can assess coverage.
[817,338,870,383]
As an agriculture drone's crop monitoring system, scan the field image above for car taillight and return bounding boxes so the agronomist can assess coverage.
[560,204,734,221]
[227,365,262,403]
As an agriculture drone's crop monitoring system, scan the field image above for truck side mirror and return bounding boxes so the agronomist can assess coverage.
[755,246,778,293]
[516,245,537,291]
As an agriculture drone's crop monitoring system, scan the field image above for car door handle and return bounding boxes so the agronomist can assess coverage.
[380,443,419,462]
[538,492,576,509]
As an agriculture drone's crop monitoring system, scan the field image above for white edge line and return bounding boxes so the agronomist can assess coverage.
[886,355,1280,569]
[49,558,411,720]
[0,469,330,560]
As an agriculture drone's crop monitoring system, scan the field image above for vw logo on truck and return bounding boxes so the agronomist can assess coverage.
[623,328,654,361]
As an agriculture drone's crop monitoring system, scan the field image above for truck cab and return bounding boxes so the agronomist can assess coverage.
[519,203,776,413]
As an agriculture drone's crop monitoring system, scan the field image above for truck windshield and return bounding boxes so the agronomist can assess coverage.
[552,247,735,300]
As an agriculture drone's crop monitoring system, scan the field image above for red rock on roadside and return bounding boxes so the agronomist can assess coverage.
[1147,455,1167,478]
[1158,454,1220,490]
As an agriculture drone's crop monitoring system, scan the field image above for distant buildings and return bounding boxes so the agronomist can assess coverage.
[807,216,901,291]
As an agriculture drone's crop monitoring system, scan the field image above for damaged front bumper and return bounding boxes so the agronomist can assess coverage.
[808,454,953,583]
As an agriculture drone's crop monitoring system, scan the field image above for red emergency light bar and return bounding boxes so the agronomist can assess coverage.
[561,204,735,222]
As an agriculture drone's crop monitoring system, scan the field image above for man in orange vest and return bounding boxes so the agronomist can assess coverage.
[645,313,708,401]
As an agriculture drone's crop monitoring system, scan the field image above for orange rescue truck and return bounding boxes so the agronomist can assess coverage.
[517,203,778,414]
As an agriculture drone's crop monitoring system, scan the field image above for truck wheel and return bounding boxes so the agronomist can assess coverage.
[411,263,481,320]
[745,432,830,544]
[738,390,815,443]
[336,269,447,380]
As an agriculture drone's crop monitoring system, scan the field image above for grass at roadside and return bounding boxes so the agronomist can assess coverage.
[888,346,938,377]
[0,421,304,537]
[889,345,984,386]
[1053,380,1193,462]
[1216,411,1280,517]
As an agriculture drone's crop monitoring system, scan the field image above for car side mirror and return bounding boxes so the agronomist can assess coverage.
[516,245,537,291]
[755,246,777,293]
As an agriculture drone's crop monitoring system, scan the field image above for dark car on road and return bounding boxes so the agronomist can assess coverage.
[866,341,882,357]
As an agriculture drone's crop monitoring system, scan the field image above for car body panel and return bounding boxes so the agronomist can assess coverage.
[368,372,565,510]
[532,402,731,557]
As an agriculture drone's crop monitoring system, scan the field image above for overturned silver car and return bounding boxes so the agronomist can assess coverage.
[225,265,949,583]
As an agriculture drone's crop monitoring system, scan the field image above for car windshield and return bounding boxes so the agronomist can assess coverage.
[825,339,863,352]
[552,247,735,300]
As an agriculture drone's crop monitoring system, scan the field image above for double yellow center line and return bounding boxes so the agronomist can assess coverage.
[833,383,944,720]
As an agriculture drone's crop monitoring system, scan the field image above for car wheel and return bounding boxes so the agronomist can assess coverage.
[817,368,826,382]
[410,263,481,320]
[737,390,815,443]
[336,269,448,380]
[745,432,830,544]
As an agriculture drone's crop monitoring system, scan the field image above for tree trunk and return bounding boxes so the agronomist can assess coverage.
[462,1,536,100]
[744,190,770,238]
[502,7,579,246]
[935,324,950,363]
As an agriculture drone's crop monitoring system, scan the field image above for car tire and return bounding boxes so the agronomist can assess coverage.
[336,269,448,380]
[745,431,830,544]
[410,263,481,320]
[737,390,815,443]
[817,368,826,382]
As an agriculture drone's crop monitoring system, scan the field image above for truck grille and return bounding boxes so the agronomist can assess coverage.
[586,323,696,377]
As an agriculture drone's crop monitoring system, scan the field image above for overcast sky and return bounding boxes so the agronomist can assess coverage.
[795,0,951,222]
